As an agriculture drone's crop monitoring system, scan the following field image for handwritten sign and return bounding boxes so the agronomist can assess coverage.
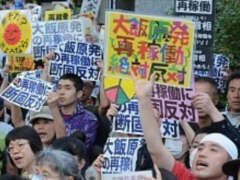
[8,54,34,73]
[102,137,144,177]
[49,41,102,81]
[45,9,71,21]
[0,76,54,111]
[80,0,102,19]
[104,11,195,88]
[31,18,93,60]
[151,84,198,122]
[0,10,32,54]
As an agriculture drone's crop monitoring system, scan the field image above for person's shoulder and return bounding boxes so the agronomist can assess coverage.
[83,108,98,121]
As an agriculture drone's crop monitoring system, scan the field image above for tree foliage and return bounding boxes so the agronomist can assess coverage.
[214,0,240,69]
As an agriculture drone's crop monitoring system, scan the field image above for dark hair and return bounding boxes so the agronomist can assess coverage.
[59,73,84,92]
[5,126,43,154]
[195,76,218,95]
[51,136,87,162]
[226,71,240,94]
[0,174,29,180]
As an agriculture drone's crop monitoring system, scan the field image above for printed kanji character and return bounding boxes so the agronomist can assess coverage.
[29,81,37,93]
[48,14,55,21]
[76,67,87,79]
[88,44,101,57]
[151,98,163,118]
[63,64,75,75]
[200,1,211,13]
[62,13,69,20]
[165,101,179,120]
[168,87,181,100]
[162,119,178,138]
[165,45,176,64]
[70,21,82,32]
[61,53,70,64]
[114,139,127,155]
[24,94,40,110]
[132,116,142,133]
[127,139,139,155]
[80,56,91,66]
[179,101,196,122]
[2,86,18,100]
[56,14,62,20]
[103,139,113,154]
[177,0,188,11]
[64,41,76,53]
[113,14,129,34]
[35,82,45,96]
[20,79,30,90]
[188,0,199,12]
[120,157,132,171]
[32,23,44,35]
[13,92,28,106]
[88,66,99,81]
[115,114,130,132]
[45,22,57,34]
[76,43,88,55]
[111,156,121,171]
[128,101,139,115]
[58,22,69,33]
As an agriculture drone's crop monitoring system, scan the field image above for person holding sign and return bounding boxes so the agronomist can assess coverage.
[133,74,239,180]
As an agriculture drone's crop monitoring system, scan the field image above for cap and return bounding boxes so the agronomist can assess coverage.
[29,106,53,123]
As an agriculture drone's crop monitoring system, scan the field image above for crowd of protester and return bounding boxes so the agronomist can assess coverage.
[0,0,240,180]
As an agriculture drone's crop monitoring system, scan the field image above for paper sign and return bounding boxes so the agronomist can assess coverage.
[104,11,195,88]
[0,76,54,111]
[102,137,144,177]
[0,10,32,54]
[31,18,94,60]
[151,83,198,122]
[48,41,102,81]
[112,99,142,135]
[104,76,135,105]
[45,9,71,21]
[8,54,34,73]
[107,170,153,180]
[80,0,102,18]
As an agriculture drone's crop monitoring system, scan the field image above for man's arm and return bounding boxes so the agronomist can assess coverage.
[133,75,175,171]
[47,92,66,138]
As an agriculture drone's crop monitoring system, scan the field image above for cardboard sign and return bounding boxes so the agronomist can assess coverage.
[31,18,94,60]
[0,10,32,54]
[151,84,198,122]
[45,9,71,21]
[80,0,102,18]
[0,76,54,111]
[49,41,102,81]
[104,11,195,88]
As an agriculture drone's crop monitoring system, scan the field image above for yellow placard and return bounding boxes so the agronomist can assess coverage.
[104,11,195,88]
[0,10,32,54]
[8,54,35,73]
[45,9,71,21]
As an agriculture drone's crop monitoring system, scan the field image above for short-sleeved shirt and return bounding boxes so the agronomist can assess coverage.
[172,161,197,180]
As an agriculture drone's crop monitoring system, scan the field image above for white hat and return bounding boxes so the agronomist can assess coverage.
[29,106,53,123]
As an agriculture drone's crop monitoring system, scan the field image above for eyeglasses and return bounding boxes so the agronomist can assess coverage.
[7,141,29,154]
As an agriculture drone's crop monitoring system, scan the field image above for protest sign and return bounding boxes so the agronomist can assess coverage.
[104,11,195,88]
[48,41,102,81]
[107,170,153,180]
[104,76,135,105]
[112,98,180,139]
[102,137,144,177]
[209,54,229,93]
[151,83,198,123]
[8,54,34,73]
[0,76,54,111]
[175,0,215,76]
[31,18,93,60]
[112,99,142,135]
[45,9,71,21]
[80,0,102,19]
[0,10,32,54]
